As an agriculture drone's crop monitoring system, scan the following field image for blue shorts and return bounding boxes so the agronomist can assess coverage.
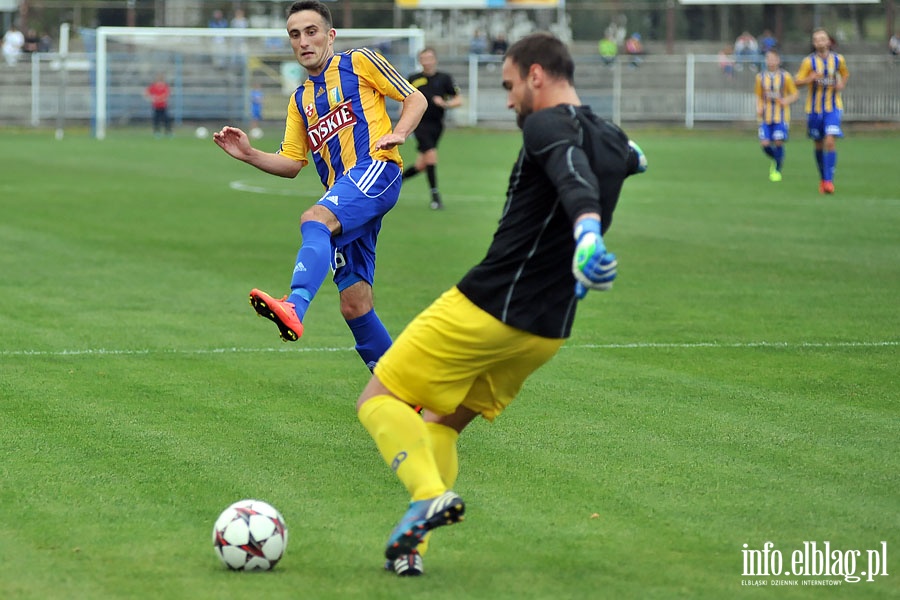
[758,122,789,143]
[251,105,262,121]
[807,110,843,140]
[316,160,402,292]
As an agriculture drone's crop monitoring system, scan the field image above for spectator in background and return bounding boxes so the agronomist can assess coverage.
[2,24,25,65]
[490,32,508,55]
[625,32,644,68]
[208,8,229,67]
[144,73,172,138]
[469,29,488,55]
[734,31,758,71]
[23,29,39,53]
[38,31,52,53]
[208,9,228,29]
[598,34,617,66]
[889,31,900,57]
[718,46,735,79]
[230,8,248,29]
[230,8,249,64]
[759,29,778,53]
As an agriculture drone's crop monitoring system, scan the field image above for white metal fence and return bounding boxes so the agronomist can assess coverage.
[459,53,900,128]
[2,48,898,131]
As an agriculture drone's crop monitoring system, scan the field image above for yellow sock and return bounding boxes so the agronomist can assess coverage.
[426,421,459,488]
[358,395,446,502]
[417,422,460,556]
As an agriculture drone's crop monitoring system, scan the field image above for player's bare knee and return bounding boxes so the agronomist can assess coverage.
[339,283,375,320]
[300,204,340,233]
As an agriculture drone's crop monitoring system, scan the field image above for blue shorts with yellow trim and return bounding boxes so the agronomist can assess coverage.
[374,287,565,421]
[316,160,401,292]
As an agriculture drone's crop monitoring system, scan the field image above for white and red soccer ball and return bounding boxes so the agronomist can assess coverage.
[212,499,288,571]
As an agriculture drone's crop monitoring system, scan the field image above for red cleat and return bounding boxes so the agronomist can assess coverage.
[249,288,304,342]
[822,181,835,194]
[819,180,826,194]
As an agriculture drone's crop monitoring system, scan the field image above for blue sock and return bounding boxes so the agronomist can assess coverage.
[774,146,784,171]
[762,146,776,159]
[824,150,836,182]
[345,309,393,372]
[815,149,825,180]
[288,221,332,321]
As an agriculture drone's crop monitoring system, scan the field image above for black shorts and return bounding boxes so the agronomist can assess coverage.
[414,120,444,152]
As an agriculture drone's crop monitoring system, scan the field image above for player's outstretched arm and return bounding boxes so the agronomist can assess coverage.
[572,214,617,299]
[375,89,427,150]
[213,125,304,178]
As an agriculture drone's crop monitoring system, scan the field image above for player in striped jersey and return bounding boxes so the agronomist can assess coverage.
[213,1,427,370]
[795,28,850,194]
[755,50,798,182]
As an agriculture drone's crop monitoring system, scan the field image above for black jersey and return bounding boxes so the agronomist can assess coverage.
[457,104,636,339]
[407,70,458,123]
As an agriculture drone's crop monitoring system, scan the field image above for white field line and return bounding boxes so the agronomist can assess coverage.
[2,340,897,357]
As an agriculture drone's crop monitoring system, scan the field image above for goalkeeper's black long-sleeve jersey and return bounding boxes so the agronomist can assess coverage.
[457,104,637,339]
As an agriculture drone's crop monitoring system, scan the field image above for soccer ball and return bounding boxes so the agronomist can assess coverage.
[249,127,263,140]
[212,499,288,571]
[195,126,209,139]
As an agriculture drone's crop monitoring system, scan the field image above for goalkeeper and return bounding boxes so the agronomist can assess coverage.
[356,32,647,577]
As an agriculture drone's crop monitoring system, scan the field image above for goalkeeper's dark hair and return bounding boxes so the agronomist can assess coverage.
[505,32,574,85]
[288,0,333,29]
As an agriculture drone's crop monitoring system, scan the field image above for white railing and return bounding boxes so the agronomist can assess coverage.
[2,49,898,130]
[461,53,900,127]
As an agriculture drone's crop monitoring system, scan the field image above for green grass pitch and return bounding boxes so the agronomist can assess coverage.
[0,125,897,600]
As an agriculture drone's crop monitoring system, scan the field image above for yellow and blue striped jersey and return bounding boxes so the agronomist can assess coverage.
[755,69,797,124]
[796,51,849,114]
[278,49,418,188]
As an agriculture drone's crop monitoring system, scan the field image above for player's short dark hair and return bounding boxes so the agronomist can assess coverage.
[505,32,574,85]
[288,1,332,29]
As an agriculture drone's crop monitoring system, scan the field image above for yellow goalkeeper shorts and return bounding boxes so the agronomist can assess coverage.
[374,286,565,421]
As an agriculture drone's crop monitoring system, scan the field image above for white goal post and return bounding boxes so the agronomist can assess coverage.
[93,26,425,139]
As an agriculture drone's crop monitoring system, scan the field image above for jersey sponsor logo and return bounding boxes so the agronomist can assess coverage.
[315,86,325,98]
[325,195,338,205]
[307,101,357,152]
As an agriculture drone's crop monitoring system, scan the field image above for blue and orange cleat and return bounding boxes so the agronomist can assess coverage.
[249,289,304,342]
[385,491,465,560]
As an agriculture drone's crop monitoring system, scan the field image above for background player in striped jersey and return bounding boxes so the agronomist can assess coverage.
[355,32,646,576]
[213,1,427,371]
[795,28,850,194]
[755,50,798,182]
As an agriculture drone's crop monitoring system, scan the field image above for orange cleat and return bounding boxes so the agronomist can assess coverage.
[819,180,826,194]
[822,181,835,194]
[249,288,304,342]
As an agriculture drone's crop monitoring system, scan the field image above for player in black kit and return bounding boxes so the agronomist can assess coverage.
[356,32,647,576]
[403,47,462,209]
